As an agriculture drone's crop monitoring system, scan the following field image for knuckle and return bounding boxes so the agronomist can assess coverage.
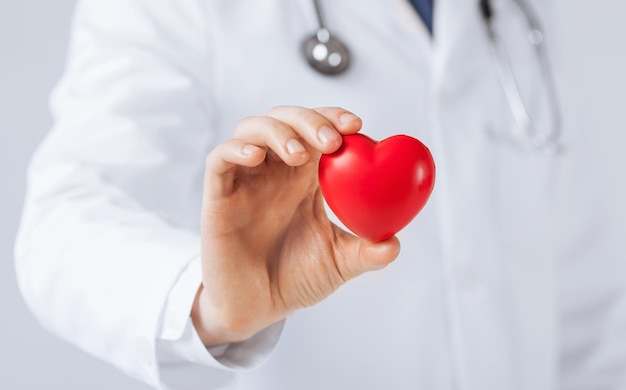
[266,105,296,116]
[205,141,234,166]
[204,154,220,172]
[314,106,341,117]
[235,116,281,140]
[234,116,260,137]
[204,147,220,168]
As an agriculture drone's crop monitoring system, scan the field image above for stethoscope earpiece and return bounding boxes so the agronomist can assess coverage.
[303,0,351,76]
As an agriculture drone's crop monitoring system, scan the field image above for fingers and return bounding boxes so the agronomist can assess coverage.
[205,106,362,199]
[267,106,341,154]
[235,106,362,160]
[313,107,362,136]
[334,230,401,281]
[235,116,312,167]
[204,139,266,198]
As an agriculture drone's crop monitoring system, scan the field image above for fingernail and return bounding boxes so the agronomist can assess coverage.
[317,126,340,145]
[286,139,305,154]
[339,112,358,125]
[241,144,261,156]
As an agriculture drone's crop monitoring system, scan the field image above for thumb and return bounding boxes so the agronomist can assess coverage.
[334,229,401,280]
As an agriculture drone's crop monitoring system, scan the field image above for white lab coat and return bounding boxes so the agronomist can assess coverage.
[14,0,626,389]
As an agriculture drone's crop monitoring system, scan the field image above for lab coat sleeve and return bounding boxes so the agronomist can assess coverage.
[156,256,285,387]
[555,120,626,389]
[14,0,282,388]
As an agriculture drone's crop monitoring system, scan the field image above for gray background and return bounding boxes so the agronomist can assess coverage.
[0,1,624,389]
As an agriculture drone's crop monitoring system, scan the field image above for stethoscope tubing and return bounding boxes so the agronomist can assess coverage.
[480,0,562,152]
[303,0,563,152]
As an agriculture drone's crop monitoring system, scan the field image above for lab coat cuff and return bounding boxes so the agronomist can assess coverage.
[159,255,203,341]
[156,256,285,371]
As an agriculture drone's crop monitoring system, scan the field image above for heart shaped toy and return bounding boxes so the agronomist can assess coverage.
[318,133,435,242]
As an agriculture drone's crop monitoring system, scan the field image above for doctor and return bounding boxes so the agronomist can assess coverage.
[14,0,626,389]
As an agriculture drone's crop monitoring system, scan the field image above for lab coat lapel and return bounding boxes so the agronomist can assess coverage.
[429,1,558,389]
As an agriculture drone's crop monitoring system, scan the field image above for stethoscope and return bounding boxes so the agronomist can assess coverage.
[302,0,563,153]
[302,0,351,75]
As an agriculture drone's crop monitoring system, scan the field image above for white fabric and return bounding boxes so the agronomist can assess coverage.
[155,257,284,389]
[156,257,285,370]
[14,0,626,389]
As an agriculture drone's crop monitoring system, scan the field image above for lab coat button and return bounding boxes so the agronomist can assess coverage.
[136,336,154,367]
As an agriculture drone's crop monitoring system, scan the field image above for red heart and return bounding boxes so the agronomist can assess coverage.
[318,133,435,242]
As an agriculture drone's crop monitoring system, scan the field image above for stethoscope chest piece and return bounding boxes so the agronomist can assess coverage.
[303,28,350,76]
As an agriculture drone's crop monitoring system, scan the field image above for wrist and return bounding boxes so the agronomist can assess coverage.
[190,285,258,348]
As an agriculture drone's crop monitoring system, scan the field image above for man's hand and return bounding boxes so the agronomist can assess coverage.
[192,106,401,347]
